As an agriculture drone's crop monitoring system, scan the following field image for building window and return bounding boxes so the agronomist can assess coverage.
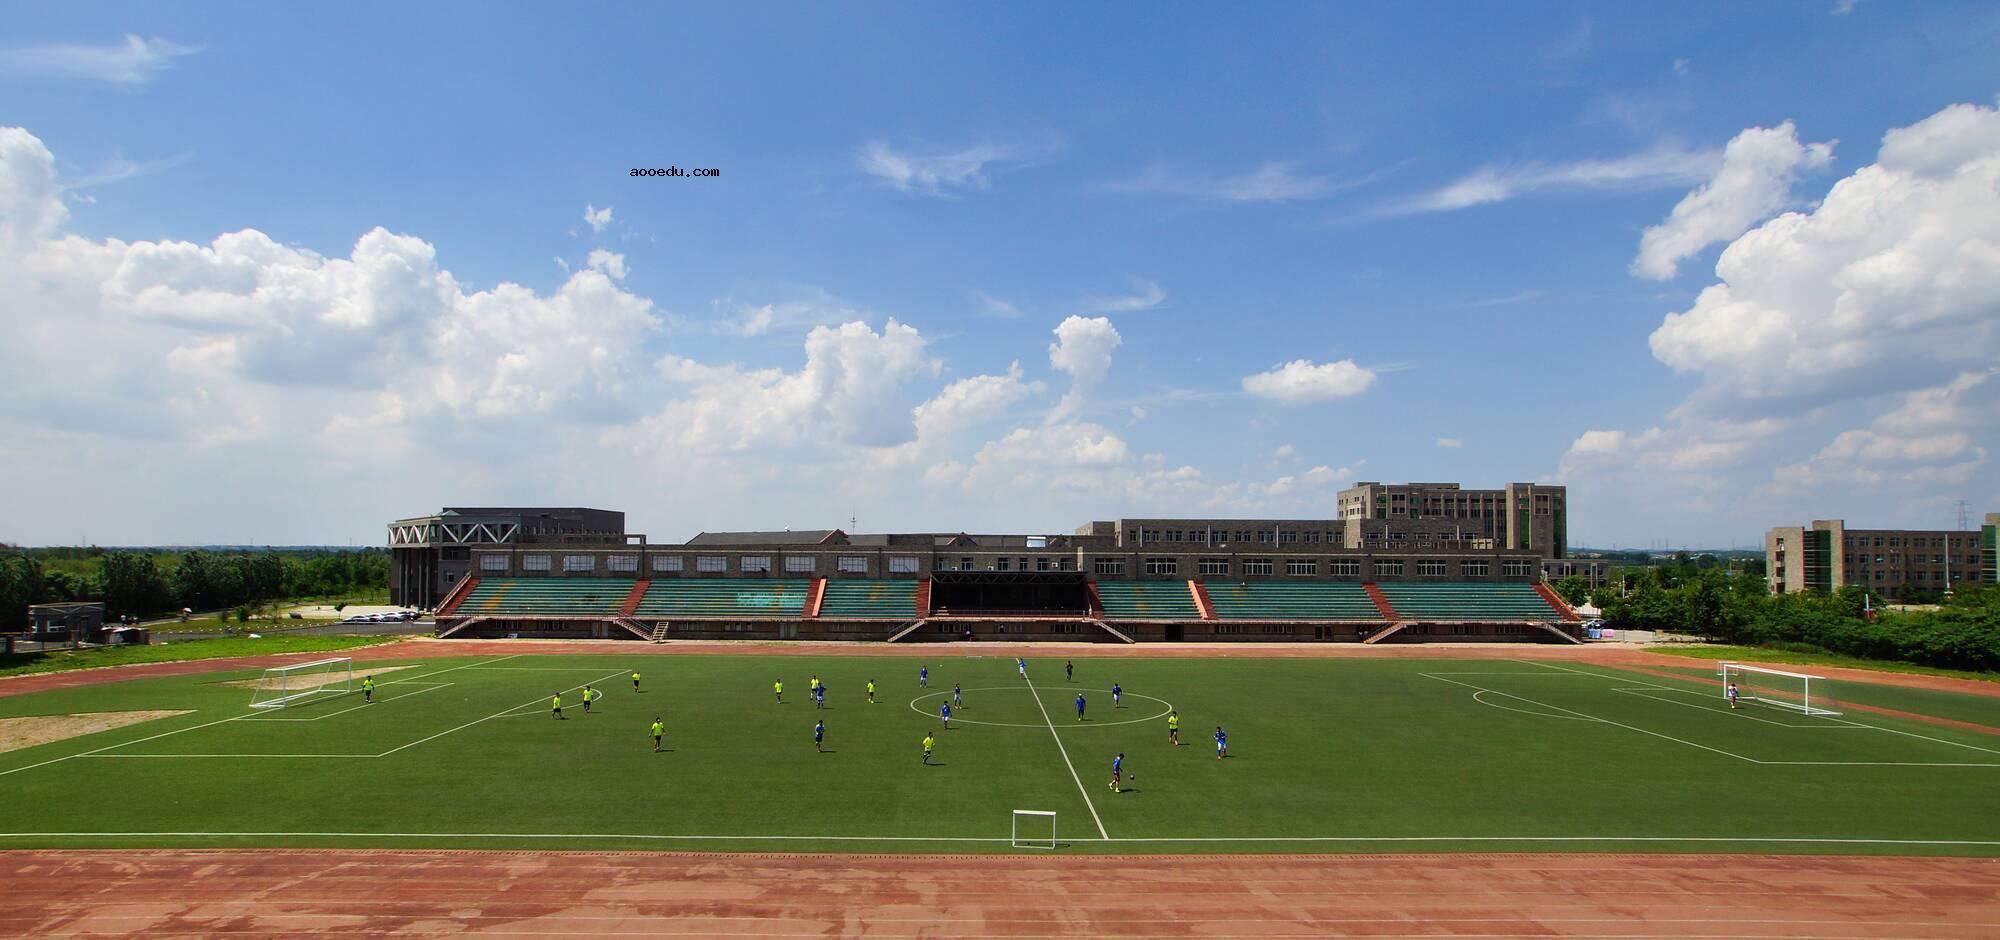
[607,554,638,573]
[1286,559,1317,576]
[1374,559,1405,577]
[697,556,727,573]
[1036,557,1051,571]
[1503,561,1533,577]
[1243,558,1274,576]
[960,557,974,571]
[741,556,771,573]
[837,556,867,574]
[996,557,1010,571]
[479,555,509,572]
[1094,558,1126,575]
[890,556,919,574]
[784,556,816,573]
[1416,560,1447,577]
[1329,559,1361,577]
[563,555,598,573]
[653,555,684,573]
[1257,530,1273,543]
[1198,558,1230,576]
[1461,560,1489,577]
[522,554,552,572]
[1145,557,1178,575]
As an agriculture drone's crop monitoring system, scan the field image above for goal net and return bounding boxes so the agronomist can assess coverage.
[1719,663,1842,717]
[1011,809,1056,850]
[248,657,354,710]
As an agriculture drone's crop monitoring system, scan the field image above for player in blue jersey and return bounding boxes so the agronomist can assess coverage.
[1017,657,1028,679]
[952,682,963,708]
[940,701,953,729]
[1111,682,1122,708]
[1075,692,1086,721]
[814,719,825,753]
[919,665,929,688]
[1214,725,1228,759]
[1109,752,1126,792]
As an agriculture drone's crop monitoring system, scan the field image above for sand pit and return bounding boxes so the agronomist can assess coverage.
[0,711,194,754]
[221,662,423,692]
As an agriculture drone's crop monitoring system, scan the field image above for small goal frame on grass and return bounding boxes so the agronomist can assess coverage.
[1011,809,1056,850]
[1719,662,1842,717]
[249,657,355,710]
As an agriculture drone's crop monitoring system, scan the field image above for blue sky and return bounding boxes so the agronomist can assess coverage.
[2,2,1997,547]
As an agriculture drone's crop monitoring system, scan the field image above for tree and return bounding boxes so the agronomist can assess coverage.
[1552,575,1591,607]
[101,552,172,619]
[0,554,47,631]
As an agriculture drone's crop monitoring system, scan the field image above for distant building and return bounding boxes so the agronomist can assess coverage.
[1336,482,1567,559]
[29,602,105,640]
[1540,557,1610,589]
[1765,516,1999,598]
[389,507,630,607]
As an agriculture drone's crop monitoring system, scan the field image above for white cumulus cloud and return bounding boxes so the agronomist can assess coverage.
[1631,120,1835,280]
[583,203,613,234]
[1648,100,2000,414]
[1046,315,1121,423]
[1241,359,1376,404]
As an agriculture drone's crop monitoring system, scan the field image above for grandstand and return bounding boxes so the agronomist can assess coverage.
[407,506,1583,643]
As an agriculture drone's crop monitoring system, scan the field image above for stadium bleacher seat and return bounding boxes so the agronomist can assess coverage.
[1094,581,1199,620]
[1204,582,1381,620]
[635,580,810,618]
[816,580,919,618]
[1374,582,1566,621]
[456,578,631,616]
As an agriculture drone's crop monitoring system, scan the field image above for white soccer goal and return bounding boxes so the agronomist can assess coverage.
[1011,809,1057,850]
[1719,662,1842,717]
[248,657,355,710]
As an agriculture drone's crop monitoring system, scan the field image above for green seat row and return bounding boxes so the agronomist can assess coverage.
[817,579,919,618]
[1375,582,1565,621]
[1094,581,1198,620]
[1204,581,1381,620]
[636,579,810,618]
[459,578,633,615]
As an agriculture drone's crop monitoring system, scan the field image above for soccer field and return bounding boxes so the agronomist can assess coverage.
[2,652,1997,855]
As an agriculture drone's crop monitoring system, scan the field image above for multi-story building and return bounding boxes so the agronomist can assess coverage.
[394,507,1586,644]
[1764,516,1999,598]
[388,507,630,607]
[1337,482,1567,559]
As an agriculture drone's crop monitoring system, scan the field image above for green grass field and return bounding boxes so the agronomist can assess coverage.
[2,652,1997,855]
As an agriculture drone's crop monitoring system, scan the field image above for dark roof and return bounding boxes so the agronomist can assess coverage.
[686,529,843,546]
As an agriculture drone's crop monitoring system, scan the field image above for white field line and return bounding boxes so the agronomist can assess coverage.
[0,712,256,779]
[1422,672,1762,763]
[0,831,1998,848]
[240,682,456,722]
[80,754,365,759]
[1023,676,1108,840]
[1469,690,1599,722]
[374,669,626,758]
[1529,659,2000,759]
[1608,687,1846,729]
[380,653,523,684]
[0,655,568,770]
